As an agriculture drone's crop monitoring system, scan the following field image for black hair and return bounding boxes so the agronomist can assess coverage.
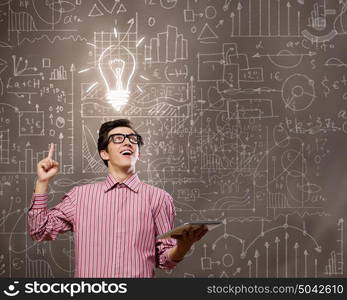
[97,119,144,167]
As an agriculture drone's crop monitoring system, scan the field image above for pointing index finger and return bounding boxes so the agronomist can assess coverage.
[48,143,54,159]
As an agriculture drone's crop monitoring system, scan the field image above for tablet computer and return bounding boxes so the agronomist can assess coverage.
[157,221,222,239]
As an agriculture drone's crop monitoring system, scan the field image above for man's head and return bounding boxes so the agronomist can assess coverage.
[98,119,144,168]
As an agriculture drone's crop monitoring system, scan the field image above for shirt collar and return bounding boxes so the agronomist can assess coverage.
[103,173,141,193]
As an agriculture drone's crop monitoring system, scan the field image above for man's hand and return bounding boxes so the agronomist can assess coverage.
[168,225,208,262]
[37,143,59,182]
[35,143,59,193]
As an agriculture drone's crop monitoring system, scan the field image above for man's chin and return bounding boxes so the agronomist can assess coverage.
[110,161,135,170]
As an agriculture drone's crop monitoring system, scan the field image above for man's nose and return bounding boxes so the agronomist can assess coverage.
[122,137,132,146]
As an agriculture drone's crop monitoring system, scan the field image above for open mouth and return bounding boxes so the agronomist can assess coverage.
[120,150,133,156]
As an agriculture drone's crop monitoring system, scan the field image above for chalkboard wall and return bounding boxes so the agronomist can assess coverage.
[0,0,346,278]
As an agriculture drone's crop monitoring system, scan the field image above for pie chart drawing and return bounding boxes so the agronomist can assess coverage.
[281,74,316,111]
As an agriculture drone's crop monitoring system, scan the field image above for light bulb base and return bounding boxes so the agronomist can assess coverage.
[106,89,129,111]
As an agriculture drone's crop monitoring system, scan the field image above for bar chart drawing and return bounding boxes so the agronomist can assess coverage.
[50,66,68,81]
[0,130,9,164]
[146,25,188,63]
[8,8,37,32]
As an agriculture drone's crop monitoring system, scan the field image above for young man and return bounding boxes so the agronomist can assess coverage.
[27,119,207,277]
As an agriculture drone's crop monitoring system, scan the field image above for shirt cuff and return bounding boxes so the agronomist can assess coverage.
[30,193,49,209]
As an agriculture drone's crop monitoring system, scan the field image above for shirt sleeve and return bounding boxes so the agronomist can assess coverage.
[153,191,178,270]
[27,187,77,241]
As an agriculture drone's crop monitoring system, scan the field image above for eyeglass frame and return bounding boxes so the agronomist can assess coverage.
[107,133,143,145]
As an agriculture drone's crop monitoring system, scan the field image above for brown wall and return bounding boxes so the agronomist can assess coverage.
[0,0,346,278]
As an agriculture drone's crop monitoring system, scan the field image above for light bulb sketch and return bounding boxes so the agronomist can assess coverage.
[98,45,136,111]
[79,24,146,111]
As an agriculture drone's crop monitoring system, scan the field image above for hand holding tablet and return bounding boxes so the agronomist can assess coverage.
[157,221,222,240]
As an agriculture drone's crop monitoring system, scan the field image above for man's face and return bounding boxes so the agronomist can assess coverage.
[100,126,140,170]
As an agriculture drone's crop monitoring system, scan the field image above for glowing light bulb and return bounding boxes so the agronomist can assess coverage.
[98,46,136,111]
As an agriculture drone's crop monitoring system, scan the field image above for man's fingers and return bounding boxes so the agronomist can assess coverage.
[171,234,183,239]
[39,159,58,171]
[39,161,49,171]
[47,159,59,168]
[197,229,209,240]
[47,143,54,159]
[196,226,207,234]
[192,227,208,241]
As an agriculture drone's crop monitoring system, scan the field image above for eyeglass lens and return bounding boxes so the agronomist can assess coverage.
[110,134,139,144]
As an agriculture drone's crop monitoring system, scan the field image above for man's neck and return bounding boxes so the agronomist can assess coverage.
[108,166,135,183]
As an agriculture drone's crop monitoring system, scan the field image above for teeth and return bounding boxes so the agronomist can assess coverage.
[121,150,132,155]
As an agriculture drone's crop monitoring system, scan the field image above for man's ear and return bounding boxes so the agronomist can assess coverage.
[100,149,109,161]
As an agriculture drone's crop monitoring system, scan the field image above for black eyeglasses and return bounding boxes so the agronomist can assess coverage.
[108,133,142,144]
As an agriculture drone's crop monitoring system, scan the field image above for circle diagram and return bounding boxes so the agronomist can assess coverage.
[281,74,316,111]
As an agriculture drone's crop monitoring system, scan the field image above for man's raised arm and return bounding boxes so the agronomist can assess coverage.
[27,143,75,241]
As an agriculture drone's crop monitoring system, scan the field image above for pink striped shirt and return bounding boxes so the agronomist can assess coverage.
[27,173,178,277]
